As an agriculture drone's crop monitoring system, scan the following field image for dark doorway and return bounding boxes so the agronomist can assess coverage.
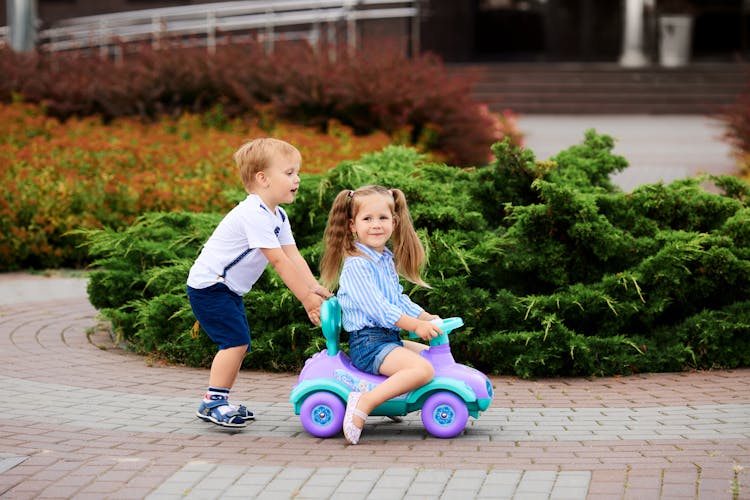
[690,0,748,60]
[474,0,623,62]
[475,0,546,61]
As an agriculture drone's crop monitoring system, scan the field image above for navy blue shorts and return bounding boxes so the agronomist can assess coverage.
[186,283,251,350]
[348,327,403,375]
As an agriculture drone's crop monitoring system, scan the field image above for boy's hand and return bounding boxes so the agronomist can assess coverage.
[311,284,333,299]
[303,292,325,326]
[413,320,442,342]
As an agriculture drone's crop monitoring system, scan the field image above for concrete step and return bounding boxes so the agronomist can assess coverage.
[450,62,750,114]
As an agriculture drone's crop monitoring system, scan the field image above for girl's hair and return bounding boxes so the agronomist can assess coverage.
[233,138,301,192]
[320,185,428,289]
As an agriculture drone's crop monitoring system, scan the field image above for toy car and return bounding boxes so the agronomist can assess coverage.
[289,297,494,439]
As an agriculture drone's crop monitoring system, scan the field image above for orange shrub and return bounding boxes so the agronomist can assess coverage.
[0,101,392,269]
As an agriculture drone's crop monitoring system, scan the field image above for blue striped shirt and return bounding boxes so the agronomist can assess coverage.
[338,242,424,332]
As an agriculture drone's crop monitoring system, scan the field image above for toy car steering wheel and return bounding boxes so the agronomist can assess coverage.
[408,317,464,346]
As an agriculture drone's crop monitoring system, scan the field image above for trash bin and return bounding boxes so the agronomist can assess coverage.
[658,14,693,67]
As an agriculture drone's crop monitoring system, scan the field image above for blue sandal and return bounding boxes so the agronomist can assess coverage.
[196,400,247,428]
[232,403,255,421]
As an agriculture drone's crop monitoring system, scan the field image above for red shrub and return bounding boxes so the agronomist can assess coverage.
[722,90,750,156]
[0,42,520,166]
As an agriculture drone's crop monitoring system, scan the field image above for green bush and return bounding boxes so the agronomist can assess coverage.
[80,135,750,377]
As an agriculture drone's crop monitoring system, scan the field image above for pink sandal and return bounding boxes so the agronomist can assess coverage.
[343,392,368,444]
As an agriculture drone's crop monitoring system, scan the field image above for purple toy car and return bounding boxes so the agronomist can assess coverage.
[290,297,494,438]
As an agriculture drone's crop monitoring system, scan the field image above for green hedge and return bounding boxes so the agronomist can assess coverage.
[80,134,750,378]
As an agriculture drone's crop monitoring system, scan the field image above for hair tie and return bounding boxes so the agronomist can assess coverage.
[347,190,354,199]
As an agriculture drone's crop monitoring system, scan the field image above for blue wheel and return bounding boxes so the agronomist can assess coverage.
[299,392,345,438]
[421,391,469,438]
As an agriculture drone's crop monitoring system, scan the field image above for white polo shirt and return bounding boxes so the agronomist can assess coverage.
[187,193,295,295]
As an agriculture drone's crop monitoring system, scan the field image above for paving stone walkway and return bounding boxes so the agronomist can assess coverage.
[0,271,748,499]
[518,115,738,193]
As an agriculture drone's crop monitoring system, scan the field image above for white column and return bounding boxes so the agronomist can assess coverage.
[7,0,37,52]
[619,0,648,67]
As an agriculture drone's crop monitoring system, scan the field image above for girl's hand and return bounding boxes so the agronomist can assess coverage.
[419,312,441,322]
[413,319,443,341]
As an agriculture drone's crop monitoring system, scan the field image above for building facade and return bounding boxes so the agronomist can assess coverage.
[2,0,748,63]
[421,0,748,63]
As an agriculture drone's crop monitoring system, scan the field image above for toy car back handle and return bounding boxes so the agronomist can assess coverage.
[408,317,464,346]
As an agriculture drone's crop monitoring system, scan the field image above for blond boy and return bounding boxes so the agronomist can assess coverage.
[187,138,330,428]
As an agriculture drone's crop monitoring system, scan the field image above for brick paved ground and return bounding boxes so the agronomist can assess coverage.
[0,114,744,499]
[0,271,748,499]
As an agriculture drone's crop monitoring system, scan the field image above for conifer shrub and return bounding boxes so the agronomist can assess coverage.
[80,135,750,378]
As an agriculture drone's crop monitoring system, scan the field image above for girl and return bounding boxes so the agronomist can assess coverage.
[320,185,442,444]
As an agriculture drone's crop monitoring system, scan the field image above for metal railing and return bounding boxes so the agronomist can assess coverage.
[1,0,419,55]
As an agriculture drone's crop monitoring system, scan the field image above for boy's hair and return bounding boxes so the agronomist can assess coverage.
[320,185,428,289]
[233,138,301,192]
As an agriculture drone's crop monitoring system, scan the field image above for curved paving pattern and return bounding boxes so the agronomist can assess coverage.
[0,271,748,499]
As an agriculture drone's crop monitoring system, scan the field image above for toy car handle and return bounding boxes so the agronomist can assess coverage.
[408,317,464,347]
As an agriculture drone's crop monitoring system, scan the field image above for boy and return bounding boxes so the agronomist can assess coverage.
[187,138,330,428]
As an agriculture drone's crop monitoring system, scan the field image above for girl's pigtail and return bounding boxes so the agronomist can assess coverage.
[391,189,429,287]
[320,190,356,290]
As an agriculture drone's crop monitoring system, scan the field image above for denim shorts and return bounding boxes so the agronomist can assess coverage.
[186,283,251,350]
[348,327,403,375]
